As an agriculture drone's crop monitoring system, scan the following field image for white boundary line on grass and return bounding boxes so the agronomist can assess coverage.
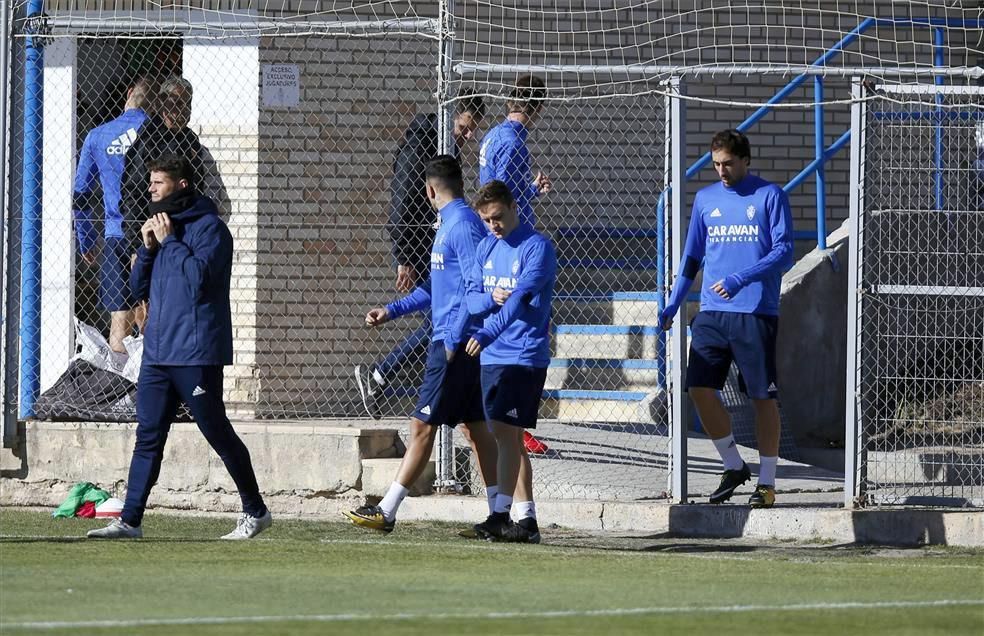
[2,599,982,631]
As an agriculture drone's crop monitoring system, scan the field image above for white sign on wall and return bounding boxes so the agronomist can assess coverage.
[262,64,300,108]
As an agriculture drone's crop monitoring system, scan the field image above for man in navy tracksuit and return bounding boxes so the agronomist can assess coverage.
[659,130,794,509]
[88,155,271,540]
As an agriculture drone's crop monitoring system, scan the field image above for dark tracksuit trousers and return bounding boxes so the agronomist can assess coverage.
[121,364,265,527]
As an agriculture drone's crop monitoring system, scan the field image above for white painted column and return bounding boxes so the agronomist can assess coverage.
[40,38,76,392]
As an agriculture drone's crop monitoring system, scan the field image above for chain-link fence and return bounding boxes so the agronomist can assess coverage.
[448,79,673,499]
[4,12,442,425]
[851,83,983,507]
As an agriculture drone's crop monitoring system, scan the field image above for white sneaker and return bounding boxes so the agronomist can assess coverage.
[220,510,273,540]
[87,518,142,539]
[354,364,384,420]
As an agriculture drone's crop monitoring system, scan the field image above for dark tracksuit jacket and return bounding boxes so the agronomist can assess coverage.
[388,113,441,278]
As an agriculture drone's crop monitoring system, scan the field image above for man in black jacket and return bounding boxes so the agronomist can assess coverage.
[120,76,228,250]
[355,91,485,417]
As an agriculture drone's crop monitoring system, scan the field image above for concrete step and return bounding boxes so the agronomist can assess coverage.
[546,358,661,392]
[361,457,434,497]
[542,388,667,425]
[553,324,662,360]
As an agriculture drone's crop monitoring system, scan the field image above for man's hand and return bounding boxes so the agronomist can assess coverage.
[465,337,483,357]
[81,246,100,266]
[711,280,731,300]
[395,264,417,293]
[365,307,390,327]
[659,307,675,332]
[534,171,553,195]
[140,218,159,251]
[492,287,512,306]
[150,213,173,243]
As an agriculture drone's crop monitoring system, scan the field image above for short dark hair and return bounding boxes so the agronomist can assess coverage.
[425,155,464,197]
[147,154,195,185]
[710,129,751,159]
[507,75,546,116]
[472,180,515,211]
[456,88,485,120]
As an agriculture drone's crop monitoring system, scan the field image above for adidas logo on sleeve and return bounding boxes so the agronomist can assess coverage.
[419,405,431,415]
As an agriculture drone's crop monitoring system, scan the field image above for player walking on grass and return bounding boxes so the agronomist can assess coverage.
[344,156,499,533]
[87,155,271,540]
[659,130,793,508]
[464,180,557,543]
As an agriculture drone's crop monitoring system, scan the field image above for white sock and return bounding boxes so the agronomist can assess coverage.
[712,434,744,471]
[758,456,778,487]
[378,482,409,521]
[494,493,513,515]
[485,485,499,515]
[513,500,536,521]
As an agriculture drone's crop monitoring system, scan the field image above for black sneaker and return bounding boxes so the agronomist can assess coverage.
[354,365,384,420]
[343,504,395,533]
[708,462,752,504]
[473,512,511,542]
[500,517,541,544]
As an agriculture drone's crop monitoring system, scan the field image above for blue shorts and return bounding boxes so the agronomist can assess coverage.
[99,236,135,311]
[481,364,548,429]
[686,311,779,400]
[412,340,484,427]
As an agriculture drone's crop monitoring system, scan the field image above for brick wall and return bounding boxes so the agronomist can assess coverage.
[254,35,436,416]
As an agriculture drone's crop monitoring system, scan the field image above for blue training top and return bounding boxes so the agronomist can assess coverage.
[386,198,487,350]
[463,223,556,368]
[479,119,539,228]
[73,108,149,253]
[665,174,794,317]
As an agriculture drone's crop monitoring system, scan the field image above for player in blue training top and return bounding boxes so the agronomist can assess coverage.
[463,180,557,543]
[479,74,554,457]
[73,76,152,361]
[479,74,553,229]
[660,130,794,509]
[344,156,499,534]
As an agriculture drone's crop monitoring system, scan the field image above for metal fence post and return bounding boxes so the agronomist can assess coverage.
[435,0,458,492]
[844,77,866,508]
[668,76,688,504]
[18,0,43,419]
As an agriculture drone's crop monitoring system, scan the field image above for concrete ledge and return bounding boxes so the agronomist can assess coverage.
[1,420,402,503]
[396,496,983,547]
[361,458,434,497]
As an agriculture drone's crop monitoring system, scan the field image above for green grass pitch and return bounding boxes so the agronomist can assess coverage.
[1,508,982,635]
